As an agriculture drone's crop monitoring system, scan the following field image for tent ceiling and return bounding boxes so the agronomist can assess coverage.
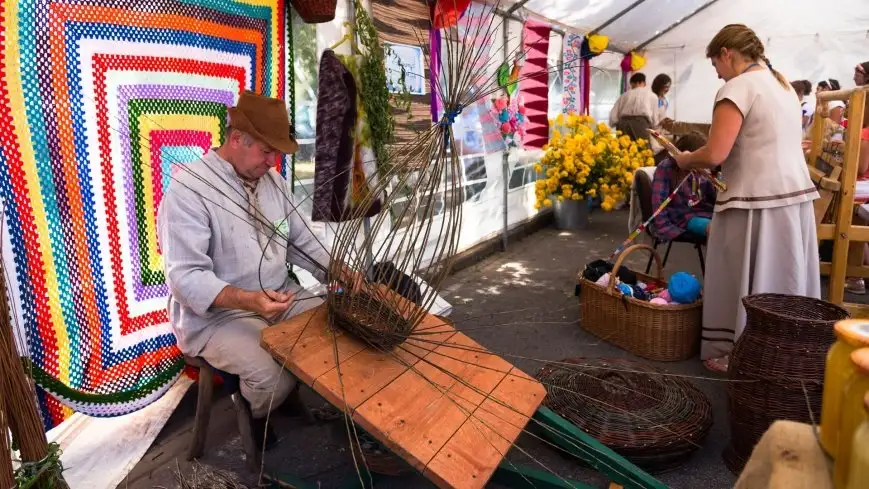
[500,0,713,51]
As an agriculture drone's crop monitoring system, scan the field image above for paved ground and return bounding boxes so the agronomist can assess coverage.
[120,208,850,489]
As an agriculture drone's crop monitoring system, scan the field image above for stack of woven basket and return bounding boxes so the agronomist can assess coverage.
[536,357,713,473]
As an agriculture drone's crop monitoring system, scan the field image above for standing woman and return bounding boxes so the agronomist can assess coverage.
[652,74,672,120]
[674,24,820,373]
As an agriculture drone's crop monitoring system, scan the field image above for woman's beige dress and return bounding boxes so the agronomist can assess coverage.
[701,70,821,360]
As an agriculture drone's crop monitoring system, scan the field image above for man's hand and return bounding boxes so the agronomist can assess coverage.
[339,266,366,293]
[213,286,294,321]
[247,289,295,321]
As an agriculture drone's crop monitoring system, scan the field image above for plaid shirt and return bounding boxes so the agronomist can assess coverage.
[650,157,716,241]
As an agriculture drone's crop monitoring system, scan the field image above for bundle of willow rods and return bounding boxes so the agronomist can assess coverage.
[0,258,50,475]
[1,404,13,489]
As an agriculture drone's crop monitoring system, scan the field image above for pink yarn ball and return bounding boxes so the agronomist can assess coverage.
[500,122,512,134]
[518,105,527,115]
[658,290,671,302]
[595,273,611,287]
[650,298,668,305]
[493,98,508,111]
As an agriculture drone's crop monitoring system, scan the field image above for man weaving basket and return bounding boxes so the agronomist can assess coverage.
[157,91,359,446]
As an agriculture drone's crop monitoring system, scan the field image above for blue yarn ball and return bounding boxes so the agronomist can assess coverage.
[499,110,510,122]
[617,283,633,297]
[668,272,701,304]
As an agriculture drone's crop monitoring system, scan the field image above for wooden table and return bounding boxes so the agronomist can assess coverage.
[261,304,546,489]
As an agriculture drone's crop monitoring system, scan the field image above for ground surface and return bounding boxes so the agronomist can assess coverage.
[120,208,853,489]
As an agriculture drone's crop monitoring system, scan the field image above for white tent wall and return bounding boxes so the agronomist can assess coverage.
[594,0,869,123]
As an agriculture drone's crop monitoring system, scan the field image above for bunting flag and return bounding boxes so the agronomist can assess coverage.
[518,19,551,149]
[0,0,285,429]
[453,2,503,153]
[562,33,583,114]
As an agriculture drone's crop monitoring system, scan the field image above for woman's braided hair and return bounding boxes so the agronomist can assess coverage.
[706,24,789,90]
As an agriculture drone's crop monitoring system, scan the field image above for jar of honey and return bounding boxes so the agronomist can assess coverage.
[846,392,869,489]
[834,348,869,488]
[821,319,869,456]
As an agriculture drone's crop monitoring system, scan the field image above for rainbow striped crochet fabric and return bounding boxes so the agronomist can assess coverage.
[0,0,287,429]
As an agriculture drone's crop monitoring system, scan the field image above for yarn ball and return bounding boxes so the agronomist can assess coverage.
[631,285,650,301]
[518,105,527,115]
[500,122,512,134]
[595,273,611,287]
[493,97,508,111]
[617,283,634,296]
[657,289,671,302]
[650,297,668,305]
[668,272,702,304]
[499,109,510,122]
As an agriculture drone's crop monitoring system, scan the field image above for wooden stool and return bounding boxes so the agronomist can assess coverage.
[184,355,261,472]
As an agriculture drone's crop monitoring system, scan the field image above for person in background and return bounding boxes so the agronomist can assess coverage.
[817,78,841,93]
[674,24,820,373]
[800,80,816,129]
[609,72,662,143]
[652,74,672,121]
[650,132,716,242]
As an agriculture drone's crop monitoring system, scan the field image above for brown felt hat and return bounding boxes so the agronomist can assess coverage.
[227,90,299,154]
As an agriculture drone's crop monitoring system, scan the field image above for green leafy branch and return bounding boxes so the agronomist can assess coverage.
[353,0,412,171]
[14,442,68,489]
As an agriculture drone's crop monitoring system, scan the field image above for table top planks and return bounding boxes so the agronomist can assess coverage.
[261,303,546,489]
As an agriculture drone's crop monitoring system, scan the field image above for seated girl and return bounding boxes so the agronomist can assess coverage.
[650,132,717,241]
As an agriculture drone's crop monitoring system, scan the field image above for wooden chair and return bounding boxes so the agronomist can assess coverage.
[809,87,869,315]
[184,355,261,472]
[634,170,706,274]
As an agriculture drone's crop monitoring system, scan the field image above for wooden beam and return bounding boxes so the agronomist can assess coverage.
[827,89,867,305]
[505,0,531,14]
[845,302,869,319]
[818,86,869,103]
[820,263,869,279]
[634,0,721,51]
[817,223,869,242]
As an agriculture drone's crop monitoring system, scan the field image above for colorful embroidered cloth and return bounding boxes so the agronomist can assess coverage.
[0,0,286,429]
[562,34,583,114]
[519,19,551,149]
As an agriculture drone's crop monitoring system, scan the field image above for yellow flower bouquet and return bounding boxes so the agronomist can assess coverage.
[534,113,655,212]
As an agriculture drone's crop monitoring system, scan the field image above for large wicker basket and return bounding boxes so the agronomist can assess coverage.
[723,293,848,474]
[578,244,702,361]
[290,0,337,24]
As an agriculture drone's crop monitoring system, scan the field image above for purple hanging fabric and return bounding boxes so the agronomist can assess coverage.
[430,28,442,123]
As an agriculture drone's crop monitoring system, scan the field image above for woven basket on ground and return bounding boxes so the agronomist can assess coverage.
[290,0,337,23]
[578,244,702,361]
[724,293,848,474]
[536,357,713,473]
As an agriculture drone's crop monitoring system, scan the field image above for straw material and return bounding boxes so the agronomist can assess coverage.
[0,404,13,489]
[724,293,848,474]
[537,357,713,473]
[578,244,702,361]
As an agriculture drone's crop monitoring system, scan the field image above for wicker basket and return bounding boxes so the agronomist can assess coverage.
[578,244,702,361]
[290,0,337,24]
[724,293,848,474]
[536,357,713,474]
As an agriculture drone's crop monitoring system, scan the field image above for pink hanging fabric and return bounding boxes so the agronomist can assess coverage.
[519,19,551,149]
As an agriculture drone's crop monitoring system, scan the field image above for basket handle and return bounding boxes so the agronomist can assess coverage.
[606,244,664,294]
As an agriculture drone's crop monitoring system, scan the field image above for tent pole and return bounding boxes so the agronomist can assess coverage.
[633,0,721,51]
[588,0,648,35]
